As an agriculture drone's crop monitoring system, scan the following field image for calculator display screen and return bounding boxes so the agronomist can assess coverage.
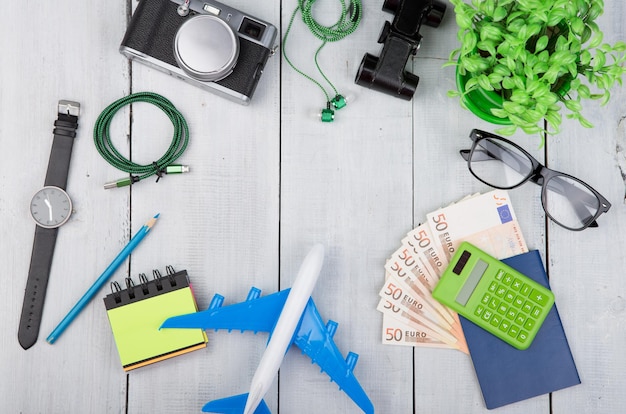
[455,258,488,306]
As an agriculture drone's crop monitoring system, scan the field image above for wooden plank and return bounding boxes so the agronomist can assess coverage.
[548,5,626,411]
[0,1,129,413]
[123,0,281,412]
[278,1,413,412]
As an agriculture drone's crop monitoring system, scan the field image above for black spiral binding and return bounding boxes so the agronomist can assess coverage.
[103,266,190,310]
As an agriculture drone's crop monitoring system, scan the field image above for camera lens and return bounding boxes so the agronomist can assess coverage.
[174,15,240,82]
[239,17,265,40]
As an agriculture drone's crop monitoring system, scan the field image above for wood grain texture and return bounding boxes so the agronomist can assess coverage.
[1,1,625,413]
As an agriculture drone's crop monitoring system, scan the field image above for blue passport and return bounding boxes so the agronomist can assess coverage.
[460,250,580,409]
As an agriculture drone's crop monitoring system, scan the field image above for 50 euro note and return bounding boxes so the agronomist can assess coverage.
[426,189,528,261]
[384,248,462,337]
[381,312,466,352]
[378,298,466,352]
[403,222,449,279]
[377,271,463,348]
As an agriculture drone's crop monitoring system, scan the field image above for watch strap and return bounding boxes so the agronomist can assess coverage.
[44,101,80,188]
[19,100,80,349]
[18,226,59,349]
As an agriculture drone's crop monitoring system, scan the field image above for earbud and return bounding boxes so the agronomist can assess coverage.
[317,94,349,122]
[319,104,335,122]
[330,94,347,110]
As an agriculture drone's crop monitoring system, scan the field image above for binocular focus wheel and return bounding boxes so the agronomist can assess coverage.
[423,1,447,28]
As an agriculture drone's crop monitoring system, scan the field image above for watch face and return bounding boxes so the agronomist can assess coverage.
[30,186,72,229]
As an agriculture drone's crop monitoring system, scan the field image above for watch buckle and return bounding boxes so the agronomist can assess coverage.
[58,100,80,117]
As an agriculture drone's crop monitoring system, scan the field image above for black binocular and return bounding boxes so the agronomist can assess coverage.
[355,0,446,100]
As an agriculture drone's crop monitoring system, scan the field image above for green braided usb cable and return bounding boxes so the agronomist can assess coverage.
[282,0,362,122]
[93,92,190,189]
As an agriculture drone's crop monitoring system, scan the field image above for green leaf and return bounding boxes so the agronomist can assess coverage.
[507,114,527,127]
[502,77,515,90]
[493,6,508,22]
[589,31,604,48]
[510,90,530,104]
[613,41,626,52]
[588,4,603,21]
[462,31,479,52]
[455,13,473,30]
[593,50,607,70]
[495,125,519,136]
[477,39,496,57]
[477,74,494,91]
[571,17,585,35]
[491,108,509,118]
[493,64,512,77]
[578,116,595,128]
[544,110,562,129]
[482,0,496,17]
[581,25,592,44]
[580,50,592,65]
[576,0,590,16]
[555,35,569,52]
[507,18,525,33]
[547,9,567,26]
[503,101,526,114]
[526,79,542,95]
[465,77,479,91]
[488,73,504,84]
[563,99,583,112]
[520,124,543,135]
[535,35,549,53]
[536,92,558,106]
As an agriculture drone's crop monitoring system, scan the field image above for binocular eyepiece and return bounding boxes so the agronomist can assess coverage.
[355,0,446,100]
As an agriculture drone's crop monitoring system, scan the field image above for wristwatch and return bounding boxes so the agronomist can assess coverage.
[18,100,80,350]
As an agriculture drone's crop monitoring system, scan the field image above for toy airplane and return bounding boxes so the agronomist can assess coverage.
[161,244,374,414]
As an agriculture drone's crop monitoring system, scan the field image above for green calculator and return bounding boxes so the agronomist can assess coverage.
[432,242,554,350]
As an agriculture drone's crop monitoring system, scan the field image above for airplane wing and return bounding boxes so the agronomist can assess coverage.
[293,299,375,414]
[161,288,290,334]
[201,393,270,414]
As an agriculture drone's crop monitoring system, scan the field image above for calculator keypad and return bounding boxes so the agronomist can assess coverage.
[475,272,549,347]
[432,243,555,350]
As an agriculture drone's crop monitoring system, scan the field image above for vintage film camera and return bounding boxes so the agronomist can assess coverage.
[355,0,446,100]
[120,0,277,105]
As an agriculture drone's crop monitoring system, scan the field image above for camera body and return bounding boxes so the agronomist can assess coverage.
[355,0,446,100]
[120,0,277,105]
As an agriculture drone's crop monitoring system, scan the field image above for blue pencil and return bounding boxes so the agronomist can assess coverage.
[46,213,160,344]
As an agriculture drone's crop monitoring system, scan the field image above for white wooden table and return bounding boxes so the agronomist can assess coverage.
[2,1,625,413]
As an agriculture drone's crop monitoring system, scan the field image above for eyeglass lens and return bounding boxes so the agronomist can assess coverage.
[469,136,602,230]
[543,175,600,229]
[469,138,533,188]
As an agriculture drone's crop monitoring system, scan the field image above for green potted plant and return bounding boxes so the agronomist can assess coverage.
[446,0,626,136]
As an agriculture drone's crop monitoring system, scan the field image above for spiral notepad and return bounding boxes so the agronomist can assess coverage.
[103,266,207,371]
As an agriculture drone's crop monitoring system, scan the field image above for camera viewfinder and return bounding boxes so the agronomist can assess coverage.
[239,17,265,40]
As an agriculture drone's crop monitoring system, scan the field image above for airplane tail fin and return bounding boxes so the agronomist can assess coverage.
[202,393,270,414]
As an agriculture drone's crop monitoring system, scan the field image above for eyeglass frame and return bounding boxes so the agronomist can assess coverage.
[460,129,611,231]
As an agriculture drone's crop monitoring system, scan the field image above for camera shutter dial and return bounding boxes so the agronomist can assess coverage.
[174,15,240,82]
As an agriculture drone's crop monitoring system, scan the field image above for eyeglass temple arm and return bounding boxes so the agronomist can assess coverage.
[460,148,602,228]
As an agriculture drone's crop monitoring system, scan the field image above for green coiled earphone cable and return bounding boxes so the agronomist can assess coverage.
[282,0,362,122]
[93,92,190,189]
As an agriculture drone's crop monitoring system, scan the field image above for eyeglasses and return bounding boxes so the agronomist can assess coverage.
[460,129,611,231]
